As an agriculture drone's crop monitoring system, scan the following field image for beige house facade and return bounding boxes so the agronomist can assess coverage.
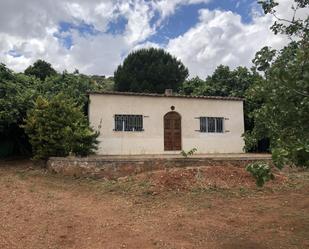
[88,91,245,155]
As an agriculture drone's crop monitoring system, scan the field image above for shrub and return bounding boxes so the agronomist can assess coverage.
[246,161,274,187]
[24,94,99,160]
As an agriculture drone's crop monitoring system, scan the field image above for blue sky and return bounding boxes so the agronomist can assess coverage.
[0,0,298,77]
[55,0,260,49]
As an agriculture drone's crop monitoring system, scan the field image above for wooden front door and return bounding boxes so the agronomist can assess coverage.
[164,112,182,151]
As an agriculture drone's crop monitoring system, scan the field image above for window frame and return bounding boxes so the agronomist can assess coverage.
[113,114,144,132]
[199,117,224,133]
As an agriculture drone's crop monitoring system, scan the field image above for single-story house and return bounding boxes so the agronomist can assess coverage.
[88,90,245,155]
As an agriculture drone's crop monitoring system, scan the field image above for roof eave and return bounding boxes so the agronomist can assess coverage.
[87,91,244,101]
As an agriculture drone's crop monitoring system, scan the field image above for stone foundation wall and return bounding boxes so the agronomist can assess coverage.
[47,156,272,179]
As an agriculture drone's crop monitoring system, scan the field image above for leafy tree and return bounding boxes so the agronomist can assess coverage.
[204,66,261,98]
[40,72,99,108]
[179,66,264,147]
[24,94,99,160]
[0,64,39,156]
[25,59,57,81]
[0,62,105,158]
[258,0,309,38]
[180,66,262,98]
[91,75,114,91]
[179,76,208,96]
[245,0,309,168]
[114,48,189,93]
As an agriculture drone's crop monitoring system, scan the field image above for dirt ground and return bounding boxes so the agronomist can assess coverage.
[0,160,309,249]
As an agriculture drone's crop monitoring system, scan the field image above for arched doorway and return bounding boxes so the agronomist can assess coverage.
[164,111,182,151]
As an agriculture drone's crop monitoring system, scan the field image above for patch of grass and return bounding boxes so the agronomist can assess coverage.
[93,177,155,197]
[98,177,137,194]
[238,186,250,195]
[16,170,28,180]
[288,172,309,186]
[138,179,151,189]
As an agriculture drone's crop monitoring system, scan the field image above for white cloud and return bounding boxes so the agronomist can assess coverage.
[166,0,304,78]
[2,0,207,74]
[65,32,128,74]
[0,0,306,77]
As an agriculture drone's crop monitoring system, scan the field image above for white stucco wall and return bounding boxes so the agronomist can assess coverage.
[88,93,245,155]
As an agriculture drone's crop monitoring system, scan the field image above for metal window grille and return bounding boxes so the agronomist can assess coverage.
[216,117,223,133]
[114,115,143,131]
[200,117,224,133]
[207,117,216,132]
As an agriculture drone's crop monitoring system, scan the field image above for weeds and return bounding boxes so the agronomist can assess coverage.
[180,148,197,158]
[246,161,274,187]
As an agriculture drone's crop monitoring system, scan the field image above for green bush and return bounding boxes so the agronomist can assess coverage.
[24,94,99,160]
[246,161,275,187]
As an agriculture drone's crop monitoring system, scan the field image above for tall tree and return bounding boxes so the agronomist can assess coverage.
[90,75,114,91]
[41,72,98,108]
[179,76,208,96]
[0,64,39,156]
[205,65,261,97]
[0,63,103,158]
[180,66,261,98]
[180,66,264,144]
[114,48,189,93]
[245,0,309,167]
[25,59,57,81]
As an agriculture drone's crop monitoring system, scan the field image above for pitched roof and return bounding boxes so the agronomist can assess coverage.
[87,91,244,101]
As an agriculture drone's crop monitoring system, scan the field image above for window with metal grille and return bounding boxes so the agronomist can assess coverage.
[200,117,224,133]
[114,115,143,131]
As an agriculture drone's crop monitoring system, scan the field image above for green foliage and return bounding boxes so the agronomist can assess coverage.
[0,64,38,131]
[253,47,276,71]
[245,0,309,168]
[246,161,275,187]
[0,63,105,157]
[24,94,99,160]
[180,66,267,150]
[181,148,197,158]
[0,64,40,156]
[24,59,57,81]
[180,66,261,98]
[91,75,115,91]
[114,48,189,93]
[203,66,259,97]
[258,0,309,38]
[39,71,100,108]
[179,76,209,96]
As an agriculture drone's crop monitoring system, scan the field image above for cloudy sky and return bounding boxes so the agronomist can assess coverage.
[0,0,306,78]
